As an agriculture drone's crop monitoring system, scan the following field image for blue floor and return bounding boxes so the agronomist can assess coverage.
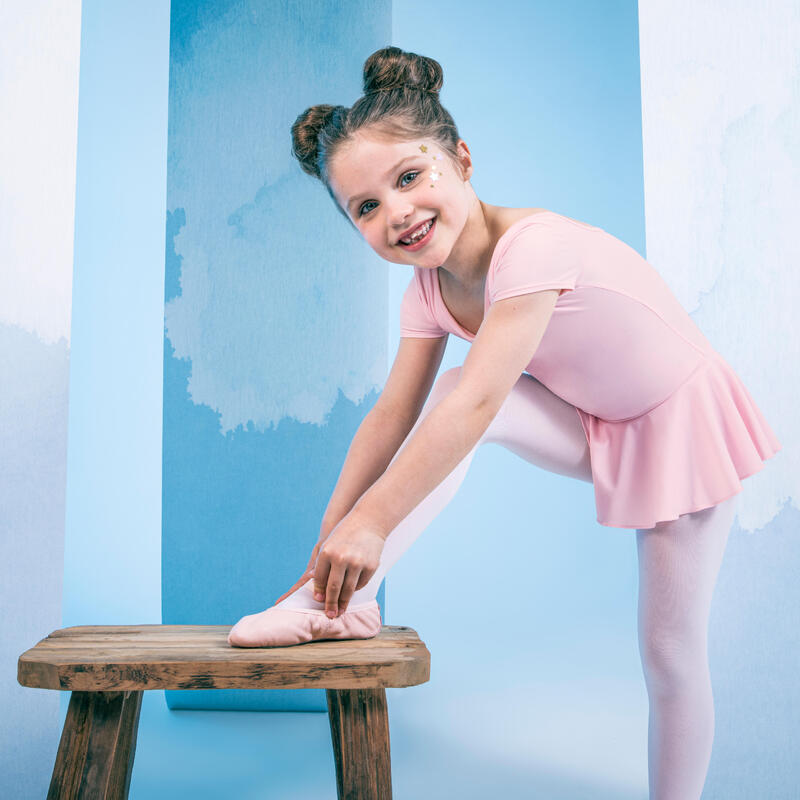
[92,631,650,799]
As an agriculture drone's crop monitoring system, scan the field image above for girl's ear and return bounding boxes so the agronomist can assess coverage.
[455,139,474,182]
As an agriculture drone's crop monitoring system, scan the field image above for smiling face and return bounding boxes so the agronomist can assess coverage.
[328,130,474,269]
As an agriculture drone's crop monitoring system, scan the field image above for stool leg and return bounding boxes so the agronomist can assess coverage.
[326,688,392,800]
[47,690,143,799]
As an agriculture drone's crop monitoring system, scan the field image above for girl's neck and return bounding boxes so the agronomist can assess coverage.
[438,199,502,292]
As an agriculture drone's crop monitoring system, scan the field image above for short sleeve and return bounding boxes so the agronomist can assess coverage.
[489,223,579,304]
[399,274,448,338]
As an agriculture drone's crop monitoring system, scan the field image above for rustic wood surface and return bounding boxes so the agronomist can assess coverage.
[18,625,430,691]
[327,688,393,800]
[47,690,141,800]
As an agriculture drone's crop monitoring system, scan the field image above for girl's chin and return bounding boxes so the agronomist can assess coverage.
[403,256,438,268]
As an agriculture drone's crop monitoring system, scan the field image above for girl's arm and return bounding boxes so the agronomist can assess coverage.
[319,334,448,538]
[274,409,412,605]
[318,405,418,538]
[350,289,560,537]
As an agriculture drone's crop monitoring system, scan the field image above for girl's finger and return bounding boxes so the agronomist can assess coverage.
[354,569,373,592]
[336,567,361,616]
[323,560,349,618]
[313,553,332,603]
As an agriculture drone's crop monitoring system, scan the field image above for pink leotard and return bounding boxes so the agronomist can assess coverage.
[399,211,781,528]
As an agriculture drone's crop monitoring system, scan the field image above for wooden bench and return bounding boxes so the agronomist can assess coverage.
[18,624,430,799]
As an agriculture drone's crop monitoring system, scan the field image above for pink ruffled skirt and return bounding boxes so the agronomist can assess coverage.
[576,351,782,529]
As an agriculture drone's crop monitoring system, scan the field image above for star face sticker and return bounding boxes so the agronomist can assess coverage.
[423,148,443,186]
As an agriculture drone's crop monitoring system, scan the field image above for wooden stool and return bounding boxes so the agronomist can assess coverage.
[18,624,430,799]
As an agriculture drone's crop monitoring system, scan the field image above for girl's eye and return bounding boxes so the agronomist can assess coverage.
[400,170,420,187]
[358,171,421,217]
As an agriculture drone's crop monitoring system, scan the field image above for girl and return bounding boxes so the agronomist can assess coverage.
[228,46,781,798]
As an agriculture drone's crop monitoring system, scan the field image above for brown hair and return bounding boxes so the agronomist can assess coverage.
[290,46,463,225]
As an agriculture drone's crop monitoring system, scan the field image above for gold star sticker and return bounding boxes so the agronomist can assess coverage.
[419,144,428,153]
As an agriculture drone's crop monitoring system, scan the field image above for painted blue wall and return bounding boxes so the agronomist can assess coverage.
[162,0,390,712]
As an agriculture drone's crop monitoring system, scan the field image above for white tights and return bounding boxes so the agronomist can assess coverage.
[278,366,737,800]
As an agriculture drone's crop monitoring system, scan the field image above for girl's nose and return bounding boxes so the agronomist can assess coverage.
[389,203,414,227]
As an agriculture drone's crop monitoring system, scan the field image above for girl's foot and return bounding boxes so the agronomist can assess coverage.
[227,598,382,648]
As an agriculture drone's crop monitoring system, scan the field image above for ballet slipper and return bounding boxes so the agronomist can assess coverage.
[227,598,382,648]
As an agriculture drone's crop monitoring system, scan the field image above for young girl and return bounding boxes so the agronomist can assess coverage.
[228,46,781,798]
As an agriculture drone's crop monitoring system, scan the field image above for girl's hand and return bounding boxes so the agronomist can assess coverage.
[272,536,326,607]
[312,514,385,618]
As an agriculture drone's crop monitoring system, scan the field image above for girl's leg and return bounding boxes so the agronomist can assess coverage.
[278,367,591,608]
[636,493,738,800]
[228,368,590,646]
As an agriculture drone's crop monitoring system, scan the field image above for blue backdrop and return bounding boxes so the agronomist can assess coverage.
[162,0,390,711]
[45,0,795,797]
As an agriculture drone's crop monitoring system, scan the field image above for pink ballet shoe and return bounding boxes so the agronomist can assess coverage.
[227,599,382,648]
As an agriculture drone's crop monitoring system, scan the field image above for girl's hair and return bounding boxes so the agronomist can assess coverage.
[290,46,463,224]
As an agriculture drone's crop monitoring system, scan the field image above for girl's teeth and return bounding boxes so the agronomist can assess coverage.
[402,219,433,244]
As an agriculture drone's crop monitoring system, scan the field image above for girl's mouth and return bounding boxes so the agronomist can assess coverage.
[398,217,436,251]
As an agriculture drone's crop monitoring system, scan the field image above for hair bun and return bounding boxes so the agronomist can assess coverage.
[362,46,443,97]
[290,104,343,178]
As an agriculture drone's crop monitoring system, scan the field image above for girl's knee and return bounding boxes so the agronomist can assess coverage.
[425,366,463,408]
[434,366,462,392]
[410,367,463,433]
[638,629,708,696]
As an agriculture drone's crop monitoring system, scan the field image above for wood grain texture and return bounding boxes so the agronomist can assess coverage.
[47,690,142,799]
[18,625,430,691]
[327,688,392,800]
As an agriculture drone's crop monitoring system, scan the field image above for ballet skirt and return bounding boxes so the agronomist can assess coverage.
[399,211,781,529]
